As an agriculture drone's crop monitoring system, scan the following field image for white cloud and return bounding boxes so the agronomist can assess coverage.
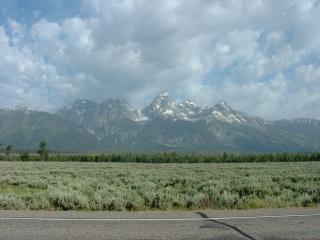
[31,19,60,41]
[0,0,320,119]
[0,26,76,110]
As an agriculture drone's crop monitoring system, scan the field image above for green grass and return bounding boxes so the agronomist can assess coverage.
[0,161,319,210]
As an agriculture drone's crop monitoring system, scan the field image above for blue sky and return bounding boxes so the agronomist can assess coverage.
[0,0,82,24]
[0,0,320,119]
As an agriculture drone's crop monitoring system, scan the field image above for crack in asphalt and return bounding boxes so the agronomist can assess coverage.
[195,212,257,240]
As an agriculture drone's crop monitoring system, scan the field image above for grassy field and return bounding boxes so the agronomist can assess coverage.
[0,161,319,211]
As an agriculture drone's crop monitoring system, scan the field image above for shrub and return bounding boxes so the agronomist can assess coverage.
[0,161,319,210]
[221,191,239,209]
[0,194,25,209]
[193,193,212,209]
[23,192,50,209]
[47,186,88,210]
[93,189,125,211]
[297,193,313,207]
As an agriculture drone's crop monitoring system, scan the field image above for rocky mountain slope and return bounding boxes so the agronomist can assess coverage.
[1,93,320,152]
[0,108,103,152]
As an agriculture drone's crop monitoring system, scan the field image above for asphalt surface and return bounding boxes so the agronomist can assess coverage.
[0,208,319,240]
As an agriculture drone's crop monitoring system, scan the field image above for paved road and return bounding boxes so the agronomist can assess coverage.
[0,208,319,240]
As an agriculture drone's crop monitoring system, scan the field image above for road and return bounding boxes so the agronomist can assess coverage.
[0,208,319,240]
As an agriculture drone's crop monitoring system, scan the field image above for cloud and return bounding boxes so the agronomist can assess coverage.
[0,25,76,110]
[0,0,320,119]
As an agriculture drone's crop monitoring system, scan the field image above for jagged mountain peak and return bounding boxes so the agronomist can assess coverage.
[181,100,199,107]
[63,99,97,111]
[57,99,98,125]
[214,101,232,111]
[142,92,176,118]
[3,94,320,152]
[58,97,147,125]
[156,91,170,98]
[151,92,174,105]
[57,95,264,124]
[98,98,145,121]
[202,101,248,124]
[100,98,130,109]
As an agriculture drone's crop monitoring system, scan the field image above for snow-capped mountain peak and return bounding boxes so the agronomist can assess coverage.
[176,100,202,120]
[142,92,177,118]
[57,95,263,125]
[201,101,248,124]
[181,100,199,108]
[152,92,174,108]
[3,95,320,153]
[142,93,204,121]
[214,101,231,111]
[157,91,169,97]
[99,98,147,121]
[57,99,98,124]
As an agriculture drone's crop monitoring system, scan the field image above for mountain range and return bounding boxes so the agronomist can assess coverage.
[1,92,320,153]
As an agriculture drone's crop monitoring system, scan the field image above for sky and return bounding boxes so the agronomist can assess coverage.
[0,0,320,120]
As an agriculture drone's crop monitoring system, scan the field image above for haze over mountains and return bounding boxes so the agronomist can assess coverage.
[1,93,320,152]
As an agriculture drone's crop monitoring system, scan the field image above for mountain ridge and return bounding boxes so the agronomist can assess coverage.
[1,93,320,152]
[58,93,267,123]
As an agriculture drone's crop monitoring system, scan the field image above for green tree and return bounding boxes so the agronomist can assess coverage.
[20,152,30,161]
[0,143,3,160]
[37,141,49,161]
[5,145,12,160]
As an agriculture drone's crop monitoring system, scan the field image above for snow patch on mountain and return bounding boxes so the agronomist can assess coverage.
[58,93,263,126]
[201,103,241,124]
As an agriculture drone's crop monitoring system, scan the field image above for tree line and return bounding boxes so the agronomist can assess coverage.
[0,141,48,161]
[0,142,320,163]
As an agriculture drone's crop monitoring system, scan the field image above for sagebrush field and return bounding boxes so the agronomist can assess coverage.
[0,161,319,210]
